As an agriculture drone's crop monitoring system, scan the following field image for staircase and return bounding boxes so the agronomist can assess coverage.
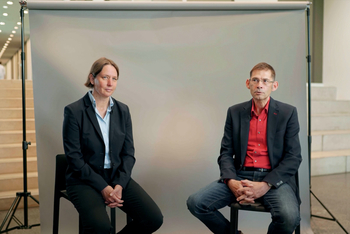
[311,84,350,176]
[0,80,39,211]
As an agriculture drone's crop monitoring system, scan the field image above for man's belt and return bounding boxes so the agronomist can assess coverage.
[241,167,271,172]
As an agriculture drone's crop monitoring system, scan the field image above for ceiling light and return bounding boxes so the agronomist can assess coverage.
[5,43,8,46]
[0,22,5,25]
[14,26,18,29]
[0,30,1,33]
[24,10,28,14]
[6,41,9,43]
[10,34,13,37]
[7,1,13,5]
[17,22,21,25]
[3,6,8,9]
[12,31,15,33]
[8,38,12,40]
[3,13,8,16]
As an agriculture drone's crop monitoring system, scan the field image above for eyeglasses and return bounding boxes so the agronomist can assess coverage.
[249,78,275,85]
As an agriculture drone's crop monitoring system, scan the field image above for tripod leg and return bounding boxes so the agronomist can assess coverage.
[25,194,40,229]
[0,195,23,232]
[5,195,24,231]
[311,190,349,234]
[29,194,40,204]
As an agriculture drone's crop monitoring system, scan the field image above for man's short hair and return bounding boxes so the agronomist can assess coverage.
[250,62,276,80]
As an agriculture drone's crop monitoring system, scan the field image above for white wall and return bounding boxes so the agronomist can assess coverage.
[323,0,350,100]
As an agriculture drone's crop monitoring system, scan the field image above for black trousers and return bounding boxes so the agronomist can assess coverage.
[66,177,163,234]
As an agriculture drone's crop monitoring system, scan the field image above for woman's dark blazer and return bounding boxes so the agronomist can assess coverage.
[62,93,135,192]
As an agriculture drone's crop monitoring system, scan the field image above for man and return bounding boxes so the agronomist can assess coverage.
[187,62,302,234]
[0,62,5,80]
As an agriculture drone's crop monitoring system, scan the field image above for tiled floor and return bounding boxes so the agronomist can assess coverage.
[0,173,349,234]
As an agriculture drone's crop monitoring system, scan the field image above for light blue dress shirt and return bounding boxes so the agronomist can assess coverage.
[88,91,114,169]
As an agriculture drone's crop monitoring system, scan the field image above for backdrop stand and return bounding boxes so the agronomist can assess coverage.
[0,1,40,233]
[306,6,348,234]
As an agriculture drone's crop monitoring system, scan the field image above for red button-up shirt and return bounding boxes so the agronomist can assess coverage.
[243,98,272,169]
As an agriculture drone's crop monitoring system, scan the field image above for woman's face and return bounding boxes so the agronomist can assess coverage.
[90,64,118,99]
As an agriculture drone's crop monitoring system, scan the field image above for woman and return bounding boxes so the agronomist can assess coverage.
[62,57,163,234]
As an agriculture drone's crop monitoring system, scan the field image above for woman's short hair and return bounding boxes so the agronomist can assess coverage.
[84,57,119,88]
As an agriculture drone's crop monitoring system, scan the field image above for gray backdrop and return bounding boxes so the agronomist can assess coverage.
[28,2,311,233]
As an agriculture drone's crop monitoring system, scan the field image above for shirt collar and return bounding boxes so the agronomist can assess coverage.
[88,91,114,112]
[251,97,270,117]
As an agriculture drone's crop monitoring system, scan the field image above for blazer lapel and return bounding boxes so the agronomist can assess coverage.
[83,94,103,141]
[267,97,279,166]
[240,101,252,163]
[109,98,121,146]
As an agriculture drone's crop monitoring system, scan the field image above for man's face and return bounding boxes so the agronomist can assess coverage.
[246,69,278,102]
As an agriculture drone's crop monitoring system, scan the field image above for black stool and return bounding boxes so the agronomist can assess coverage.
[230,202,300,234]
[230,173,301,234]
[53,154,124,234]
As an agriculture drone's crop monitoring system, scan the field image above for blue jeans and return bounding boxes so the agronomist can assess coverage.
[187,171,300,234]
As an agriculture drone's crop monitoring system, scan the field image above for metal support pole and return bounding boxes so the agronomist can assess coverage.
[0,1,40,232]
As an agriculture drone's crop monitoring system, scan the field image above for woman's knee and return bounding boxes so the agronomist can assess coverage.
[148,213,163,232]
[81,216,111,234]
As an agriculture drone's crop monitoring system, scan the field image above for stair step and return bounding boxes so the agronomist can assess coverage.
[311,150,350,176]
[310,84,337,101]
[0,89,33,98]
[0,157,38,175]
[0,119,35,131]
[312,130,350,151]
[0,143,37,159]
[0,189,39,211]
[0,80,33,89]
[0,108,35,119]
[311,100,350,115]
[0,172,38,192]
[0,131,36,144]
[311,113,350,131]
[0,80,38,212]
[0,98,34,108]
